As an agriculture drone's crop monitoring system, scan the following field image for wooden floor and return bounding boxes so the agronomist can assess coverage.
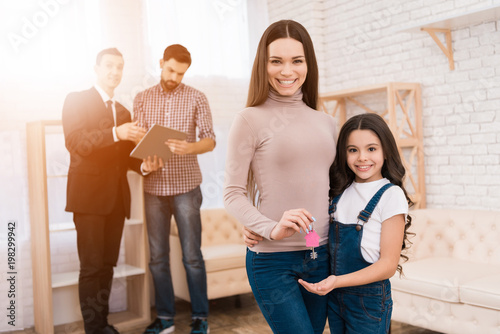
[8,293,441,334]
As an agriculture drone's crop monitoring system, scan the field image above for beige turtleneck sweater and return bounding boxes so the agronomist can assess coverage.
[223,90,337,252]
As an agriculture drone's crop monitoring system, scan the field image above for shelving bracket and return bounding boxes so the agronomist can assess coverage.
[421,27,454,70]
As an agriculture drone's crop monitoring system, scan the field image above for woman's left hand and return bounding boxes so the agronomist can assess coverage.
[298,276,336,296]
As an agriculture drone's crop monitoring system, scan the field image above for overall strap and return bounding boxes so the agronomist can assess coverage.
[328,193,343,215]
[357,183,394,222]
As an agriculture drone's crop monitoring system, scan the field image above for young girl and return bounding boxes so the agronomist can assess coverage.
[299,113,413,334]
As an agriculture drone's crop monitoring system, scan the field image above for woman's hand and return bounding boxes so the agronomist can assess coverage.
[298,275,336,296]
[242,227,263,248]
[270,208,314,240]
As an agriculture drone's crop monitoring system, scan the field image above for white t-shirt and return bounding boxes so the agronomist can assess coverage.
[333,178,408,263]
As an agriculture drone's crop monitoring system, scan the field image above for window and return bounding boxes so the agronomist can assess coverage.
[144,0,268,78]
[1,0,102,82]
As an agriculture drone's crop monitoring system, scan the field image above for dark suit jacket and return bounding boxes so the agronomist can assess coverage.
[62,87,142,218]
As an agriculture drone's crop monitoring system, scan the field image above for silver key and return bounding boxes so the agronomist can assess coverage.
[310,247,318,259]
[308,222,318,259]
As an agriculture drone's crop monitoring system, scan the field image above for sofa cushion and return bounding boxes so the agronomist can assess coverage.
[202,244,247,272]
[460,273,500,309]
[391,257,500,303]
[406,209,500,266]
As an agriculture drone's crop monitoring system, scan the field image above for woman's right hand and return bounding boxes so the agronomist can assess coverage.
[270,209,314,240]
[243,227,263,247]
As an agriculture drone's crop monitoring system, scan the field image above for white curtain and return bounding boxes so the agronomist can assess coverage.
[143,0,268,78]
[0,0,102,83]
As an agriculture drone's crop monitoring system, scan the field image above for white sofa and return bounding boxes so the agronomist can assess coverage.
[169,208,252,301]
[390,208,500,334]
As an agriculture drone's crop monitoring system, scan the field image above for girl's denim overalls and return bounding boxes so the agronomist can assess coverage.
[327,183,394,334]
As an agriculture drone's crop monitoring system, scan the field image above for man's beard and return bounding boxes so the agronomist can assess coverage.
[161,79,179,91]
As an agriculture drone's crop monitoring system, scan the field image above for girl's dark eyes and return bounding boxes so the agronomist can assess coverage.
[347,147,376,153]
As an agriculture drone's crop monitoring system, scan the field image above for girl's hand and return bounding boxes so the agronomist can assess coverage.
[298,276,337,296]
[242,227,263,247]
[270,208,314,240]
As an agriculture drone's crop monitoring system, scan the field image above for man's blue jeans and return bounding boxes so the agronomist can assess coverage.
[144,186,208,319]
[246,245,329,334]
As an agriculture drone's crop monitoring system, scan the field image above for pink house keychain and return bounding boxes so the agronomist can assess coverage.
[305,224,320,259]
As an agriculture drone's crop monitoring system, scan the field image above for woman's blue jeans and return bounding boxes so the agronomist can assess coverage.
[144,186,208,319]
[246,245,329,334]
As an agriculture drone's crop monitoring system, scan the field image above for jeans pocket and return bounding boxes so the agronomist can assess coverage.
[359,294,383,321]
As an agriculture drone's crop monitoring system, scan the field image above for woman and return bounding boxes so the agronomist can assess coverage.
[223,20,337,334]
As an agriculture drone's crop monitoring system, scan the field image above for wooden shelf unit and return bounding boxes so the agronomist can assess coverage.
[26,120,150,334]
[396,4,500,70]
[319,82,426,209]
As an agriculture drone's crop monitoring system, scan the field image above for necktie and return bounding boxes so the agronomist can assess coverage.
[106,100,115,125]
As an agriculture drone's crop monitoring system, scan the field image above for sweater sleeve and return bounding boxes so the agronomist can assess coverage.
[223,113,278,239]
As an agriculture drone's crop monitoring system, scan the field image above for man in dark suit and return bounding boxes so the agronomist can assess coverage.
[62,48,161,334]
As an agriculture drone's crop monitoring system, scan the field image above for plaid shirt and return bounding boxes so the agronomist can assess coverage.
[134,83,216,196]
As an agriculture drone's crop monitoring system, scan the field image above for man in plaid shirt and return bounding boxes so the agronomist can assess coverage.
[134,44,215,334]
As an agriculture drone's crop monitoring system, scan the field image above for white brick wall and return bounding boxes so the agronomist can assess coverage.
[267,0,500,211]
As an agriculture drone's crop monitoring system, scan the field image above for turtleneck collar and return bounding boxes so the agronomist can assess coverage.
[266,88,305,107]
